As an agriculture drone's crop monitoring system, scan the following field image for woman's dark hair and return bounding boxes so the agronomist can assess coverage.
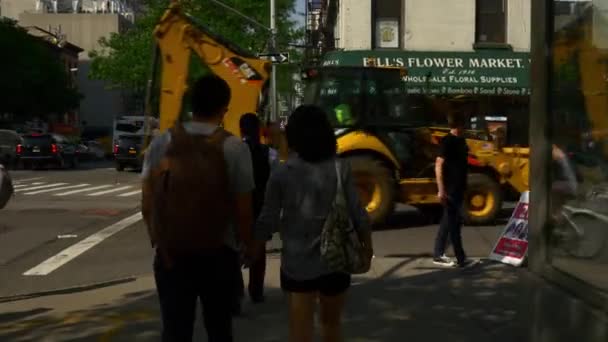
[286,105,337,163]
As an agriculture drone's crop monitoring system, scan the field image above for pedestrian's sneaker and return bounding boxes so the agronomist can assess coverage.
[433,255,456,267]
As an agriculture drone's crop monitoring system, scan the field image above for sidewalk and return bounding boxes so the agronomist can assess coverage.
[0,257,527,342]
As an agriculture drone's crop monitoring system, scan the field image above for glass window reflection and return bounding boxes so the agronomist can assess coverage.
[549,0,608,291]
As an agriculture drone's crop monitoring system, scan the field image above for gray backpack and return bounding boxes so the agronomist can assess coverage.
[319,160,369,274]
[0,165,14,209]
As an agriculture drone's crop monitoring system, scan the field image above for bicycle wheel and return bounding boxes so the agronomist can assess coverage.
[565,214,608,259]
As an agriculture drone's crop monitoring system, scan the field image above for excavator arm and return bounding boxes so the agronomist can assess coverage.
[152,3,271,135]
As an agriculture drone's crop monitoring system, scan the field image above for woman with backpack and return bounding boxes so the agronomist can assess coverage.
[253,105,373,342]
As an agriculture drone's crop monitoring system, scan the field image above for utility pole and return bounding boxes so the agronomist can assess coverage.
[270,0,278,122]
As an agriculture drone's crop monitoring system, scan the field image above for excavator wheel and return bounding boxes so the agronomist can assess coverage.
[347,156,396,226]
[464,173,503,225]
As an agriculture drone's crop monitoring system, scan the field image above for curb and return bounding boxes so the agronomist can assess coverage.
[0,276,137,304]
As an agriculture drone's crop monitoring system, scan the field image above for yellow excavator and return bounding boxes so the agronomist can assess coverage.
[146,1,272,138]
[301,58,530,225]
[553,5,608,186]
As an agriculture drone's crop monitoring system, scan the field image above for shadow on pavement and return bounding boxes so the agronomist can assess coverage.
[0,308,52,323]
[378,206,514,232]
[14,160,115,172]
[0,260,527,342]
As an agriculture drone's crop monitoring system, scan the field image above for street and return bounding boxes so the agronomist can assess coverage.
[0,0,605,340]
[0,162,146,298]
[0,162,513,299]
[0,162,528,341]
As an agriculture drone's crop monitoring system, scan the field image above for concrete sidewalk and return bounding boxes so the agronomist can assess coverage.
[0,257,527,342]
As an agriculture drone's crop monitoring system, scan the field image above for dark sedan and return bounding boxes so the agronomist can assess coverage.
[17,133,79,169]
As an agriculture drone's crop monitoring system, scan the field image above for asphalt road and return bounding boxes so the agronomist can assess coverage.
[0,162,512,298]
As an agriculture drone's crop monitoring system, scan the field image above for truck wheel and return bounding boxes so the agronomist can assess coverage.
[347,156,396,226]
[464,173,503,225]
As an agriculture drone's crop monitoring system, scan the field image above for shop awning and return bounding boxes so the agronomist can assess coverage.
[321,50,531,96]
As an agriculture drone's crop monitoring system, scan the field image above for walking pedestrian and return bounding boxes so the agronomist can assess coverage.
[433,111,475,268]
[232,113,279,312]
[254,105,372,342]
[142,74,255,342]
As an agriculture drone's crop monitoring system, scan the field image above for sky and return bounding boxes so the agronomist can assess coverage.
[291,0,306,27]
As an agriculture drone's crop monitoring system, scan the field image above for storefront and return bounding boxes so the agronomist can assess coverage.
[322,50,530,96]
[320,49,531,146]
[528,1,608,341]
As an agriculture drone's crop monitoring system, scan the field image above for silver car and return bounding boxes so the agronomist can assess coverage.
[0,130,22,168]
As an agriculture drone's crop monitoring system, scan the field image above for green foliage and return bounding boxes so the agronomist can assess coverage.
[89,0,303,107]
[0,18,82,120]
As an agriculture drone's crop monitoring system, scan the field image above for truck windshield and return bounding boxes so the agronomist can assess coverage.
[304,67,447,128]
[303,68,363,127]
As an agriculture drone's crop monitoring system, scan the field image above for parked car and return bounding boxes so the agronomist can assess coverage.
[85,141,106,160]
[81,126,113,158]
[0,130,22,168]
[17,133,80,169]
[114,135,146,171]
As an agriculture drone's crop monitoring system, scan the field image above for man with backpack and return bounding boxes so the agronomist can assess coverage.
[142,74,255,342]
[233,113,279,309]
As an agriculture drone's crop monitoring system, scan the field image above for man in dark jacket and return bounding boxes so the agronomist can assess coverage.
[233,113,278,312]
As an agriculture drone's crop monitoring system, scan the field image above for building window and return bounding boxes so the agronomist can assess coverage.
[373,0,402,49]
[476,0,507,44]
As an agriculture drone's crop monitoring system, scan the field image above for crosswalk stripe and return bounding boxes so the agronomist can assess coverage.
[14,177,43,182]
[14,182,45,188]
[117,190,141,197]
[87,186,132,196]
[23,212,143,276]
[15,183,68,192]
[24,184,90,195]
[54,184,113,196]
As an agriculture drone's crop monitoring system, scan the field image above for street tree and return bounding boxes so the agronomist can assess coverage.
[0,19,81,122]
[89,0,302,112]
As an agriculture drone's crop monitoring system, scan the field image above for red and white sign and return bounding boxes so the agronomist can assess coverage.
[489,191,529,266]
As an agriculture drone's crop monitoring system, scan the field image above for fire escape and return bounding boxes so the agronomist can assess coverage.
[305,0,338,66]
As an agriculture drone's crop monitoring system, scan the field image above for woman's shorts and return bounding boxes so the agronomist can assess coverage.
[280,271,351,296]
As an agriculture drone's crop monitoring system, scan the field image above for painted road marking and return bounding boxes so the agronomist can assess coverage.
[87,186,132,197]
[54,184,113,196]
[15,183,68,192]
[14,182,45,188]
[117,190,141,197]
[23,212,143,276]
[14,177,44,182]
[14,184,34,188]
[23,184,91,195]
